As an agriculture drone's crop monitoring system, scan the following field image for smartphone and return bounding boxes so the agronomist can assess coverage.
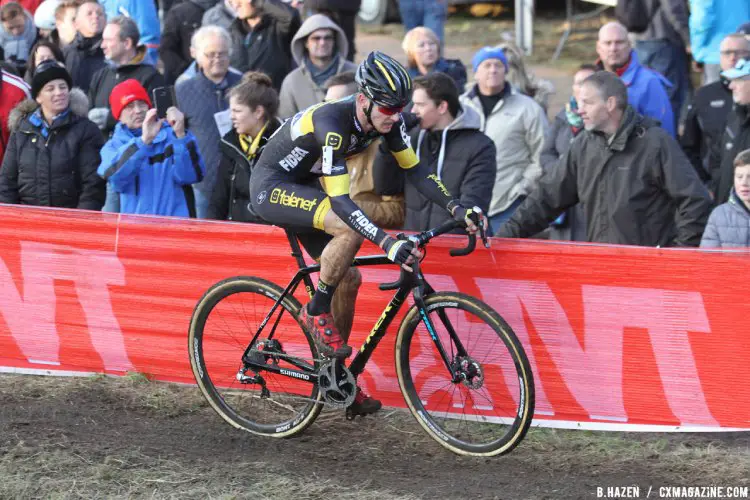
[152,86,176,119]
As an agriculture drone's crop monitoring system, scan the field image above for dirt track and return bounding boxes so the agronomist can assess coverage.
[2,374,748,499]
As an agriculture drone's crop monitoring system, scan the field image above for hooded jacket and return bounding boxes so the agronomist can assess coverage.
[87,46,166,136]
[277,14,356,119]
[0,8,36,70]
[461,84,548,217]
[207,117,281,222]
[97,122,205,217]
[498,107,712,247]
[63,33,107,94]
[712,103,750,205]
[405,104,496,231]
[0,88,105,209]
[598,50,675,137]
[202,0,236,30]
[700,189,750,248]
[228,0,301,90]
[160,0,219,83]
[690,0,750,65]
[680,78,732,185]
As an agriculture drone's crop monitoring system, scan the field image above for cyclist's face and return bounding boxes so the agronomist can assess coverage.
[369,103,401,133]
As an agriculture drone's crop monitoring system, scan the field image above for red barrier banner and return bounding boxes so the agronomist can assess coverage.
[1,205,749,431]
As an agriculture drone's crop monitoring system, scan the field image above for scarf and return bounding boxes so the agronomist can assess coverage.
[305,55,339,87]
[565,96,583,130]
[238,122,268,160]
[29,108,70,138]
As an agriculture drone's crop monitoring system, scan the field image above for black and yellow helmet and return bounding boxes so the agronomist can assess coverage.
[356,51,412,109]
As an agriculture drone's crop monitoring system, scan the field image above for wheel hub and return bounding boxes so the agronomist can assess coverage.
[452,355,484,389]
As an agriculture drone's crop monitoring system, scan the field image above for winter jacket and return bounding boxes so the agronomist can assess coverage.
[540,107,587,242]
[99,0,160,63]
[407,58,468,93]
[305,0,362,14]
[278,14,356,119]
[0,88,105,210]
[398,105,496,232]
[700,189,750,247]
[228,0,301,90]
[97,122,205,216]
[680,79,732,185]
[497,107,712,247]
[175,68,242,196]
[63,33,106,94]
[88,46,166,136]
[0,70,30,164]
[632,0,691,48]
[0,8,36,71]
[160,0,219,83]
[598,50,675,137]
[690,0,750,65]
[712,104,750,205]
[461,84,548,216]
[202,0,236,30]
[175,60,243,86]
[207,118,280,222]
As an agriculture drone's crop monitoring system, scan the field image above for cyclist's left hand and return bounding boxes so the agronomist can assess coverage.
[451,205,487,235]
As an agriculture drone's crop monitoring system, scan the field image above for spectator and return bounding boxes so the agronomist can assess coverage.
[402,26,466,92]
[98,79,204,217]
[88,16,165,137]
[202,0,236,30]
[32,0,58,41]
[681,33,749,186]
[632,0,691,130]
[175,25,241,218]
[228,0,300,90]
[0,2,37,74]
[690,0,750,84]
[399,0,447,46]
[497,41,555,114]
[0,66,30,163]
[323,71,405,228]
[305,0,360,61]
[0,61,105,209]
[461,46,548,236]
[541,64,597,242]
[23,38,64,84]
[596,21,675,137]
[278,13,356,119]
[63,0,106,93]
[497,71,711,247]
[701,149,750,247]
[392,72,495,232]
[208,72,280,221]
[711,59,750,204]
[160,0,219,84]
[98,0,160,64]
[51,0,80,49]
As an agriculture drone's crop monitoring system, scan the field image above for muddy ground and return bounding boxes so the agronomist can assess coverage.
[1,374,748,499]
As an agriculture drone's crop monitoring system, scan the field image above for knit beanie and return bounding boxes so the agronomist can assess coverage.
[109,79,152,120]
[471,46,508,73]
[31,60,72,99]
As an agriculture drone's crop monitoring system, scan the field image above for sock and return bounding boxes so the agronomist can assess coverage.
[307,279,336,316]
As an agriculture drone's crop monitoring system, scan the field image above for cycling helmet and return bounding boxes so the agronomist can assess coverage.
[356,51,412,109]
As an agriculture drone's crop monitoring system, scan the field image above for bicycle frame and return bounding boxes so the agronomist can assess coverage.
[242,228,471,383]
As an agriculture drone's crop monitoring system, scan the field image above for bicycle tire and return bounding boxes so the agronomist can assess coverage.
[395,292,535,456]
[188,276,323,438]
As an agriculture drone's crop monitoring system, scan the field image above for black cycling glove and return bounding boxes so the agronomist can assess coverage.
[382,236,415,266]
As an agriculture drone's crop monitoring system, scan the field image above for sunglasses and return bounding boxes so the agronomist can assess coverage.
[376,104,403,116]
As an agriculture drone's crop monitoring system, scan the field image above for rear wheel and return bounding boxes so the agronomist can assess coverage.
[188,277,323,438]
[395,292,535,456]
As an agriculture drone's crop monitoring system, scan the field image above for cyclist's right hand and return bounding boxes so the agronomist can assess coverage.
[382,236,421,272]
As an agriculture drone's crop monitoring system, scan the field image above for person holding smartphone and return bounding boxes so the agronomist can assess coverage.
[97,79,206,217]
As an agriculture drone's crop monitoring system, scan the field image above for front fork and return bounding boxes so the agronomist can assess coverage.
[413,274,470,383]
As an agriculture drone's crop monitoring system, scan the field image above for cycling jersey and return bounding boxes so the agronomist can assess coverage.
[250,95,456,245]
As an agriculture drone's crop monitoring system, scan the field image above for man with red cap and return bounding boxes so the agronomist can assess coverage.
[97,78,205,217]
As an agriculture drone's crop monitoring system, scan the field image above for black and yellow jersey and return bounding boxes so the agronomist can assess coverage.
[251,95,456,245]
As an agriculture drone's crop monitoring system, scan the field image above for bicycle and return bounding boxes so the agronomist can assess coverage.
[188,219,535,456]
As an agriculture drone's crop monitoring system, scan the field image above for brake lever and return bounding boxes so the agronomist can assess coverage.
[479,222,490,249]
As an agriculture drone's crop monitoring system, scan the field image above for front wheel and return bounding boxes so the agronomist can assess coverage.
[395,292,535,456]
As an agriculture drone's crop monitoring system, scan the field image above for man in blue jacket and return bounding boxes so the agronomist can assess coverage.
[596,21,675,137]
[98,79,205,217]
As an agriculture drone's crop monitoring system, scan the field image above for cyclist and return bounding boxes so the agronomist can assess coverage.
[249,51,486,416]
